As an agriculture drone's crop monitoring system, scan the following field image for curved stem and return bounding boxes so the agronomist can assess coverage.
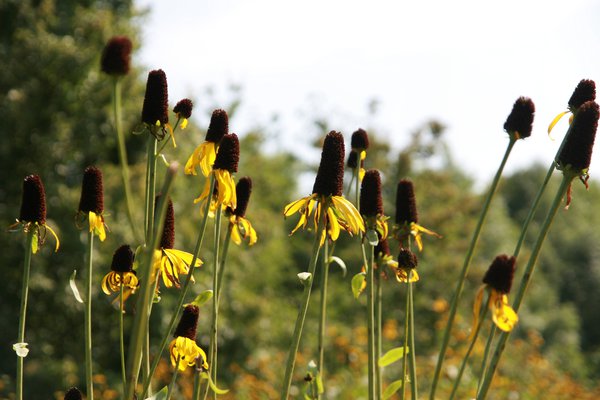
[15,229,35,400]
[430,137,516,399]
[477,174,574,400]
[280,211,326,400]
[85,231,95,400]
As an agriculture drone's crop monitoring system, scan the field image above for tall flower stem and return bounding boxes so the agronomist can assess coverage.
[400,276,410,400]
[125,165,178,400]
[119,285,127,397]
[141,175,215,399]
[15,229,34,400]
[408,276,418,400]
[317,239,330,387]
[449,293,490,400]
[366,242,376,400]
[375,264,383,398]
[430,137,516,399]
[280,211,326,400]
[112,78,140,242]
[215,224,233,305]
[477,325,496,393]
[84,230,95,400]
[166,356,181,400]
[476,173,575,400]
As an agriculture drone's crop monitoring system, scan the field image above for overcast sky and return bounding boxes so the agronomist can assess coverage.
[135,0,600,188]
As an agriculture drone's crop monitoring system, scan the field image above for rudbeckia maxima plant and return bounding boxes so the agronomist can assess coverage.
[185,108,229,177]
[141,69,172,141]
[284,130,364,244]
[169,304,208,372]
[548,79,596,135]
[101,244,138,295]
[225,176,257,246]
[347,128,370,182]
[77,166,107,242]
[394,179,439,251]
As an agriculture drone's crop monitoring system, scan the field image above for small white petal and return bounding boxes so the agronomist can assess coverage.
[13,342,29,357]
[297,272,312,283]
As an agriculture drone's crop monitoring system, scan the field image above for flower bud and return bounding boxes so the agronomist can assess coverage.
[350,128,369,150]
[312,131,345,197]
[173,98,193,119]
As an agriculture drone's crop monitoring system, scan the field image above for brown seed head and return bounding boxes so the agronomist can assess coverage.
[212,134,240,173]
[503,97,535,139]
[141,69,169,126]
[351,128,370,150]
[205,109,229,143]
[19,174,46,224]
[568,79,596,112]
[173,98,193,119]
[398,248,418,270]
[64,387,83,400]
[558,100,599,172]
[111,244,135,273]
[100,36,132,76]
[78,166,104,214]
[483,254,516,294]
[347,150,359,169]
[360,169,383,217]
[174,304,200,340]
[395,179,418,225]
[312,131,345,197]
[375,237,391,259]
[233,177,252,217]
[156,196,175,249]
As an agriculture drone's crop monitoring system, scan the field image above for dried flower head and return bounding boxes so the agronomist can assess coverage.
[398,248,418,270]
[174,98,193,119]
[78,166,104,214]
[100,36,132,76]
[312,131,345,197]
[110,244,135,273]
[212,134,240,173]
[360,169,383,217]
[558,101,599,172]
[483,254,516,294]
[64,387,83,400]
[351,128,370,150]
[141,69,169,126]
[174,304,200,340]
[395,179,418,225]
[205,109,229,143]
[19,174,46,224]
[503,97,535,139]
[568,79,596,112]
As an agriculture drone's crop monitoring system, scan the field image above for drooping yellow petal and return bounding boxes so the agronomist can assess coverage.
[471,285,486,338]
[185,142,217,177]
[547,110,570,138]
[89,212,106,242]
[169,336,207,371]
[327,207,341,241]
[284,196,311,217]
[331,196,365,234]
[490,291,518,332]
[165,248,203,268]
[101,272,117,295]
[44,224,60,252]
[180,118,188,130]
[215,169,237,210]
[166,123,176,147]
[231,224,242,245]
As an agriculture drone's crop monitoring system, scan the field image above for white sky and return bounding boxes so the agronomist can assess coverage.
[135,0,600,187]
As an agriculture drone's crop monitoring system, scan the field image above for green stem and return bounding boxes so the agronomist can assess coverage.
[375,263,383,399]
[430,137,516,399]
[120,285,126,397]
[141,175,215,399]
[401,275,410,400]
[408,276,418,400]
[477,173,574,400]
[477,325,496,393]
[216,224,233,307]
[166,358,181,400]
[125,165,178,400]
[144,137,158,245]
[317,239,330,392]
[354,166,361,211]
[449,293,490,400]
[85,231,95,400]
[157,117,181,155]
[280,211,326,400]
[366,242,375,400]
[15,229,34,400]
[112,78,141,242]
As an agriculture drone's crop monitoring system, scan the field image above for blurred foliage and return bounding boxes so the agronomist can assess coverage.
[1,1,600,399]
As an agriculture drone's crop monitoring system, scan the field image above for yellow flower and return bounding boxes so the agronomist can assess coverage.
[194,168,237,214]
[394,248,419,283]
[11,221,60,254]
[88,211,107,242]
[186,141,217,177]
[473,286,518,332]
[169,336,208,372]
[101,271,138,295]
[548,79,596,138]
[153,248,202,289]
[230,215,257,246]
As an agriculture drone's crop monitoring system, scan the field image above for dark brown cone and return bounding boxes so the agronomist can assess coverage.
[398,248,418,270]
[503,97,535,139]
[558,101,600,172]
[205,109,229,143]
[568,79,596,112]
[351,128,369,150]
[395,179,418,225]
[312,131,345,197]
[482,254,516,294]
[360,169,383,217]
[78,166,104,214]
[100,36,132,76]
[212,134,239,173]
[233,177,252,217]
[173,99,193,119]
[174,304,200,340]
[19,174,46,224]
[156,196,175,249]
[141,69,169,126]
[347,150,359,169]
[111,244,135,273]
[375,237,391,259]
[64,387,83,400]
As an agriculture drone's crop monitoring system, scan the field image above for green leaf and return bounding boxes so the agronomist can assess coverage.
[328,256,347,277]
[31,231,38,254]
[366,229,379,246]
[200,372,229,395]
[378,346,409,367]
[382,379,404,399]
[351,272,366,299]
[316,372,324,394]
[191,290,213,307]
[144,385,168,400]
[69,270,84,304]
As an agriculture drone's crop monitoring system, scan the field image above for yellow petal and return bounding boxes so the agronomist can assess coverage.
[327,207,340,241]
[180,118,188,130]
[44,224,60,252]
[200,142,217,177]
[284,196,310,217]
[490,292,518,332]
[547,110,570,138]
[231,224,242,245]
[166,248,203,268]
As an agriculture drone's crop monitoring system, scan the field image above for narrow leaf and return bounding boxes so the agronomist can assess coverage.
[378,346,409,367]
[69,270,84,304]
[382,379,404,400]
[351,272,366,299]
[200,372,229,395]
[145,385,168,400]
[328,256,347,277]
[191,290,213,307]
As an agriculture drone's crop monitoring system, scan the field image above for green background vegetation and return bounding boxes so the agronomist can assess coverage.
[1,1,600,398]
